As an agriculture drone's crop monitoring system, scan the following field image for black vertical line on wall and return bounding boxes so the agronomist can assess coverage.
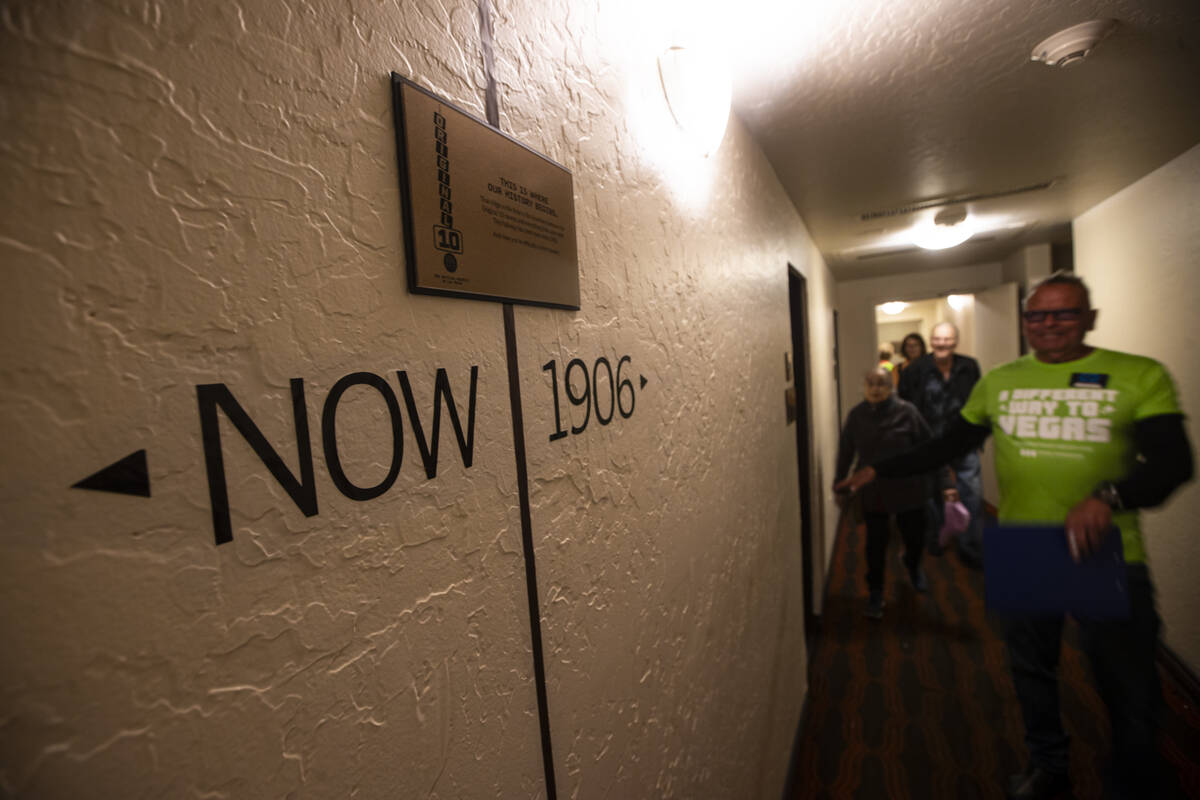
[477,2,558,797]
[477,0,500,128]
[502,303,558,800]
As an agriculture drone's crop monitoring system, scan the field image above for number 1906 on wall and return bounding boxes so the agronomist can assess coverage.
[542,355,636,442]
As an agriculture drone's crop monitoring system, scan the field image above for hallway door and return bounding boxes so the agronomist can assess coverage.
[788,267,818,642]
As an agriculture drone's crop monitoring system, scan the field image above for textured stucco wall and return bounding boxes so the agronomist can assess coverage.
[1000,243,1051,289]
[0,1,838,797]
[1074,142,1200,674]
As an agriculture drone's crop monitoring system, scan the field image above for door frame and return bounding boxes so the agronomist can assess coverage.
[788,265,819,642]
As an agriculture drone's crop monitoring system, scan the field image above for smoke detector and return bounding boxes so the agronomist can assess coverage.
[1031,19,1116,67]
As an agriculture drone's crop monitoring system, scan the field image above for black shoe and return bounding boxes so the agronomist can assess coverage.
[864,592,884,620]
[1007,766,1070,800]
[908,565,929,593]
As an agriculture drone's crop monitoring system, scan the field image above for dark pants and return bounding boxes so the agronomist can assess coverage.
[864,508,925,594]
[1004,565,1167,797]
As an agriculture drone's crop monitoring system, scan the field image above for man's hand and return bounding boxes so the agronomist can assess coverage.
[943,488,960,503]
[1064,496,1114,563]
[834,466,876,495]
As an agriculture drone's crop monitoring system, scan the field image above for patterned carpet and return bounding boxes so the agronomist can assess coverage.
[786,515,1200,799]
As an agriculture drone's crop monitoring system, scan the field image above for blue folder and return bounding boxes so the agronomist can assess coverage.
[983,525,1129,619]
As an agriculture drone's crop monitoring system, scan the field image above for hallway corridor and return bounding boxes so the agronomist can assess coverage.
[789,518,1200,799]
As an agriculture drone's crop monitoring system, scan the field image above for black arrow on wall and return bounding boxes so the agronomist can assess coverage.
[71,449,151,497]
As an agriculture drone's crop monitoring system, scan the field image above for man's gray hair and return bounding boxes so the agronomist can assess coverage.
[931,320,959,338]
[1024,271,1092,310]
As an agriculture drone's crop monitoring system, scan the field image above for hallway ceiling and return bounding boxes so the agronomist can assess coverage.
[729,0,1200,280]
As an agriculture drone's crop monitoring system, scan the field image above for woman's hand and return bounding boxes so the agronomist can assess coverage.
[834,466,876,495]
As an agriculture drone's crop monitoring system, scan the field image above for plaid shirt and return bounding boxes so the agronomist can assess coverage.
[897,353,981,437]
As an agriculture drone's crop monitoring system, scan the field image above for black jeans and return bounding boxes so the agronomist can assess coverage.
[1003,565,1166,797]
[863,508,925,594]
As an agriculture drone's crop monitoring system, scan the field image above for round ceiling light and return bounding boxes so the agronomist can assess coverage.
[1031,19,1116,68]
[911,207,977,250]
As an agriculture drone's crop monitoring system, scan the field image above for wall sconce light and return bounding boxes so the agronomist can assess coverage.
[657,43,731,157]
[879,301,908,315]
[946,294,970,311]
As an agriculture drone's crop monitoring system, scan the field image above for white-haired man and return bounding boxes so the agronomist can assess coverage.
[898,320,984,566]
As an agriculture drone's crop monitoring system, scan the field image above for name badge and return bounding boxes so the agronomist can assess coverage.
[1070,372,1109,388]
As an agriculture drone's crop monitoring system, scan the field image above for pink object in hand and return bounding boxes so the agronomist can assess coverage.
[940,500,970,549]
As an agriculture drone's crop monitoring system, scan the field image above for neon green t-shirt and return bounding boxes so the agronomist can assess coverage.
[959,348,1181,563]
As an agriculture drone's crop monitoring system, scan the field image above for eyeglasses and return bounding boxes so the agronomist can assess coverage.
[1022,307,1085,323]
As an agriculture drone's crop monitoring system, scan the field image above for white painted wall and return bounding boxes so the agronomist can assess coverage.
[877,297,942,355]
[1074,142,1200,674]
[1000,242,1052,289]
[972,282,1021,505]
[0,2,839,797]
[877,295,985,363]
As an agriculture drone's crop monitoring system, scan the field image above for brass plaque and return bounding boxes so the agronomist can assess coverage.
[391,75,580,309]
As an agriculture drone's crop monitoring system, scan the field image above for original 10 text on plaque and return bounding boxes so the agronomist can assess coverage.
[391,75,580,309]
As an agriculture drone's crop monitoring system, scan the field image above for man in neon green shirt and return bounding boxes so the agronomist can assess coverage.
[837,273,1193,800]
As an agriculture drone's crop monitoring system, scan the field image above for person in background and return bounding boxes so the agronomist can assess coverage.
[878,342,897,374]
[898,321,984,565]
[837,272,1194,800]
[894,332,927,387]
[834,367,937,619]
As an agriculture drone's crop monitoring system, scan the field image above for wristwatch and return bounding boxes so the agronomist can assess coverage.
[1092,481,1124,511]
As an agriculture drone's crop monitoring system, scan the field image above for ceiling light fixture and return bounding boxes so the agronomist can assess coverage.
[910,206,977,250]
[879,301,908,315]
[1031,19,1116,68]
[946,294,970,311]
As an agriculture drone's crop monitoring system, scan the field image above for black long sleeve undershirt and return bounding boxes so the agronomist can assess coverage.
[872,413,1193,511]
[872,415,989,478]
[1116,413,1194,509]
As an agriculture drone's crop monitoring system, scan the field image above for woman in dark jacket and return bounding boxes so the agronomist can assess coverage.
[834,367,938,619]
